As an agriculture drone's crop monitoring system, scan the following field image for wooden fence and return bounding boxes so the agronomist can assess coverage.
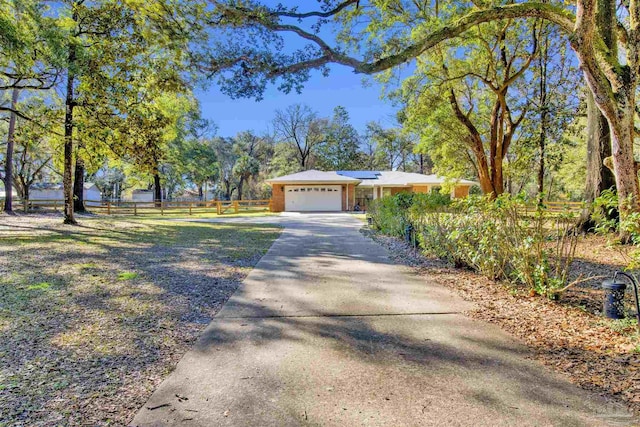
[538,201,583,212]
[520,201,584,215]
[9,199,273,216]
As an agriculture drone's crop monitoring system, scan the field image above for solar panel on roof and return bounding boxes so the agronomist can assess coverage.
[336,171,380,179]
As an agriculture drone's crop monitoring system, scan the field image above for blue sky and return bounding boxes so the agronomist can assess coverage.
[196,65,399,138]
[195,1,403,138]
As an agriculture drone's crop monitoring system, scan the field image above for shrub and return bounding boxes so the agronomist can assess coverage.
[368,196,406,237]
[371,192,579,297]
[593,189,640,245]
[369,192,450,238]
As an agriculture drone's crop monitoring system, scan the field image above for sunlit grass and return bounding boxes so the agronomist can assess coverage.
[117,272,139,280]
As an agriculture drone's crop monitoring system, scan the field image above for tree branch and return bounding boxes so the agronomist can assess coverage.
[270,1,359,19]
[265,3,574,77]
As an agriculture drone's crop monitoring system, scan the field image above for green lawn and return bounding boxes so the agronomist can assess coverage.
[137,210,281,220]
[0,215,281,426]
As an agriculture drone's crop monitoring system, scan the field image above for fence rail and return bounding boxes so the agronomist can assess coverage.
[519,201,584,215]
[7,198,273,216]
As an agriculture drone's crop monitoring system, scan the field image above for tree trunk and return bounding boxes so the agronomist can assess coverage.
[579,91,615,230]
[153,173,162,207]
[237,177,245,201]
[73,157,85,212]
[472,144,495,195]
[63,43,77,225]
[607,103,640,242]
[577,0,616,229]
[3,88,19,213]
[537,127,546,202]
[492,155,504,195]
[449,89,503,197]
[537,34,549,204]
[198,185,203,200]
[223,179,232,200]
[571,0,640,239]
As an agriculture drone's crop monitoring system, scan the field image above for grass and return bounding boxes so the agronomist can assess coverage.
[117,271,139,280]
[352,213,367,223]
[135,210,281,220]
[0,215,281,426]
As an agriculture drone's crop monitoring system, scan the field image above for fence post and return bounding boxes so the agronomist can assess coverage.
[234,200,239,214]
[107,201,111,215]
[217,201,221,215]
[161,201,164,216]
[189,202,193,215]
[268,199,272,212]
[23,199,28,213]
[134,202,137,216]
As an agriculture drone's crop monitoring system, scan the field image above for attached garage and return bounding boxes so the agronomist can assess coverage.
[266,170,361,213]
[284,185,342,212]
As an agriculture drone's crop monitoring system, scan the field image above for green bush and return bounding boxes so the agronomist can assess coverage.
[369,192,451,238]
[592,189,640,244]
[370,192,578,297]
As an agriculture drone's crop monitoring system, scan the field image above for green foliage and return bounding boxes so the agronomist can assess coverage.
[370,193,578,297]
[233,155,260,180]
[592,189,640,269]
[368,196,406,237]
[365,122,415,171]
[592,189,621,234]
[315,106,362,170]
[368,192,451,238]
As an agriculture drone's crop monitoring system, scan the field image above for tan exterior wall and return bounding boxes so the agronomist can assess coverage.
[454,185,470,198]
[411,185,429,194]
[411,184,471,198]
[271,185,285,212]
[341,184,356,211]
[390,187,410,196]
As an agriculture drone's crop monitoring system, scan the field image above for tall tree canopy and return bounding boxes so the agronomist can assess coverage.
[203,0,640,237]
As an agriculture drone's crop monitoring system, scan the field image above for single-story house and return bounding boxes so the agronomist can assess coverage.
[30,182,102,206]
[266,170,477,212]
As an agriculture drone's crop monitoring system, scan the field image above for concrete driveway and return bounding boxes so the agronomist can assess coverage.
[132,214,633,426]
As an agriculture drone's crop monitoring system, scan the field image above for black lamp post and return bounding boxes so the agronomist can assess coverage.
[603,272,640,332]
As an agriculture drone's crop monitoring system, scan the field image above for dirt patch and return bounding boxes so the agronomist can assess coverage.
[362,228,640,415]
[0,214,281,426]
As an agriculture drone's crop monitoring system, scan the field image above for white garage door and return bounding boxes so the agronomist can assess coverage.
[284,185,342,211]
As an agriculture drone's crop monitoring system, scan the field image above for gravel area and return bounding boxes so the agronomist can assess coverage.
[0,213,281,426]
